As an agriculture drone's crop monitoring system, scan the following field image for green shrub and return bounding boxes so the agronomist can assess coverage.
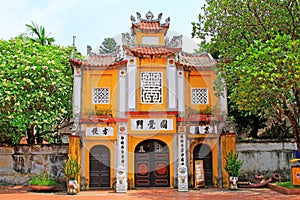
[63,157,81,181]
[224,150,243,177]
[29,171,57,186]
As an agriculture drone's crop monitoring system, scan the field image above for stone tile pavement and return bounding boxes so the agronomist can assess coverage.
[0,186,299,200]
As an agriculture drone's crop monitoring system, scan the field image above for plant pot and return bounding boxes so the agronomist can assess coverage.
[229,176,238,190]
[29,185,56,192]
[67,179,79,195]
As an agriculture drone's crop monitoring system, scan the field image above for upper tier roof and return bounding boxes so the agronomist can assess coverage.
[130,11,170,33]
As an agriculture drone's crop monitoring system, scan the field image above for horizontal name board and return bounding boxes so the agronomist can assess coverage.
[131,118,173,131]
[86,127,114,136]
[190,125,217,134]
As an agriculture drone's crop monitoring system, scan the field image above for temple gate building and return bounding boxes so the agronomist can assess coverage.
[69,11,236,191]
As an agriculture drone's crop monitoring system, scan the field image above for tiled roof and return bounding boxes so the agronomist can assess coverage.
[123,45,181,56]
[70,54,127,69]
[132,21,169,31]
[176,52,216,70]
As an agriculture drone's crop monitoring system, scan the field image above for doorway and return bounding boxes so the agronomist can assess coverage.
[193,144,213,186]
[89,145,110,188]
[134,139,170,187]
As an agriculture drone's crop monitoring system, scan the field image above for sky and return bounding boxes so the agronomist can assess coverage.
[0,0,206,54]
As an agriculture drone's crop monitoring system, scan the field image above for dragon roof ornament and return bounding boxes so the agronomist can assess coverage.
[130,11,170,26]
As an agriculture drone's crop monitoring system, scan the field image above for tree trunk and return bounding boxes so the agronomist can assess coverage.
[26,125,36,145]
[286,110,300,154]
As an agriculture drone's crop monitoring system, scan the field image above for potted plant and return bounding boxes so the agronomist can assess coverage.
[63,157,81,195]
[29,162,57,191]
[224,150,243,190]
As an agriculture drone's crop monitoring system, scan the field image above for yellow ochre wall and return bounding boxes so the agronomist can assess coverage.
[81,69,119,118]
[136,57,168,112]
[68,135,81,191]
[185,70,218,113]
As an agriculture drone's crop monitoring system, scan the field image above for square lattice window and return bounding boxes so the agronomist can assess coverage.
[140,72,163,104]
[92,87,110,104]
[191,88,208,104]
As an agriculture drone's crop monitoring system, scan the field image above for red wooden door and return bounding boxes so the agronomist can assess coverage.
[135,140,170,187]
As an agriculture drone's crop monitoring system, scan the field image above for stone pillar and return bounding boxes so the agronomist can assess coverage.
[116,125,128,192]
[177,127,188,192]
[71,57,82,136]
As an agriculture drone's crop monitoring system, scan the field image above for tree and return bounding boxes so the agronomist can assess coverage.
[192,1,300,150]
[99,38,120,54]
[26,21,55,45]
[0,35,75,144]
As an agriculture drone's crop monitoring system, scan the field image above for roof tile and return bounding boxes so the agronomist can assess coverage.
[176,52,216,69]
[70,54,127,69]
[123,45,181,56]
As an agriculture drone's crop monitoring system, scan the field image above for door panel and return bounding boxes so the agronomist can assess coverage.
[89,145,110,188]
[135,140,170,187]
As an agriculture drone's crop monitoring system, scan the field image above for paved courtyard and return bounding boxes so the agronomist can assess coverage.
[0,186,299,200]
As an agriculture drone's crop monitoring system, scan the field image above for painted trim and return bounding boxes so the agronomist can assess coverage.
[127,57,137,109]
[177,69,185,112]
[119,68,126,113]
[167,58,177,109]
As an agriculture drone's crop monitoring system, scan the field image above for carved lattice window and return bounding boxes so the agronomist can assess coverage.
[140,72,163,104]
[92,87,110,104]
[191,88,208,104]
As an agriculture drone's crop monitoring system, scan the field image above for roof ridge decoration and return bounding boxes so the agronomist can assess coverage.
[122,32,182,49]
[130,11,170,28]
[166,35,182,48]
[122,32,137,48]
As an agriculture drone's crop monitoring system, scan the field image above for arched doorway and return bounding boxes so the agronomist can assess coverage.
[89,145,110,188]
[134,139,170,187]
[193,144,213,186]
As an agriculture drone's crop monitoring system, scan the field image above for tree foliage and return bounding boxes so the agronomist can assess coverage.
[0,35,75,145]
[192,0,300,149]
[99,38,120,54]
[26,21,55,45]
